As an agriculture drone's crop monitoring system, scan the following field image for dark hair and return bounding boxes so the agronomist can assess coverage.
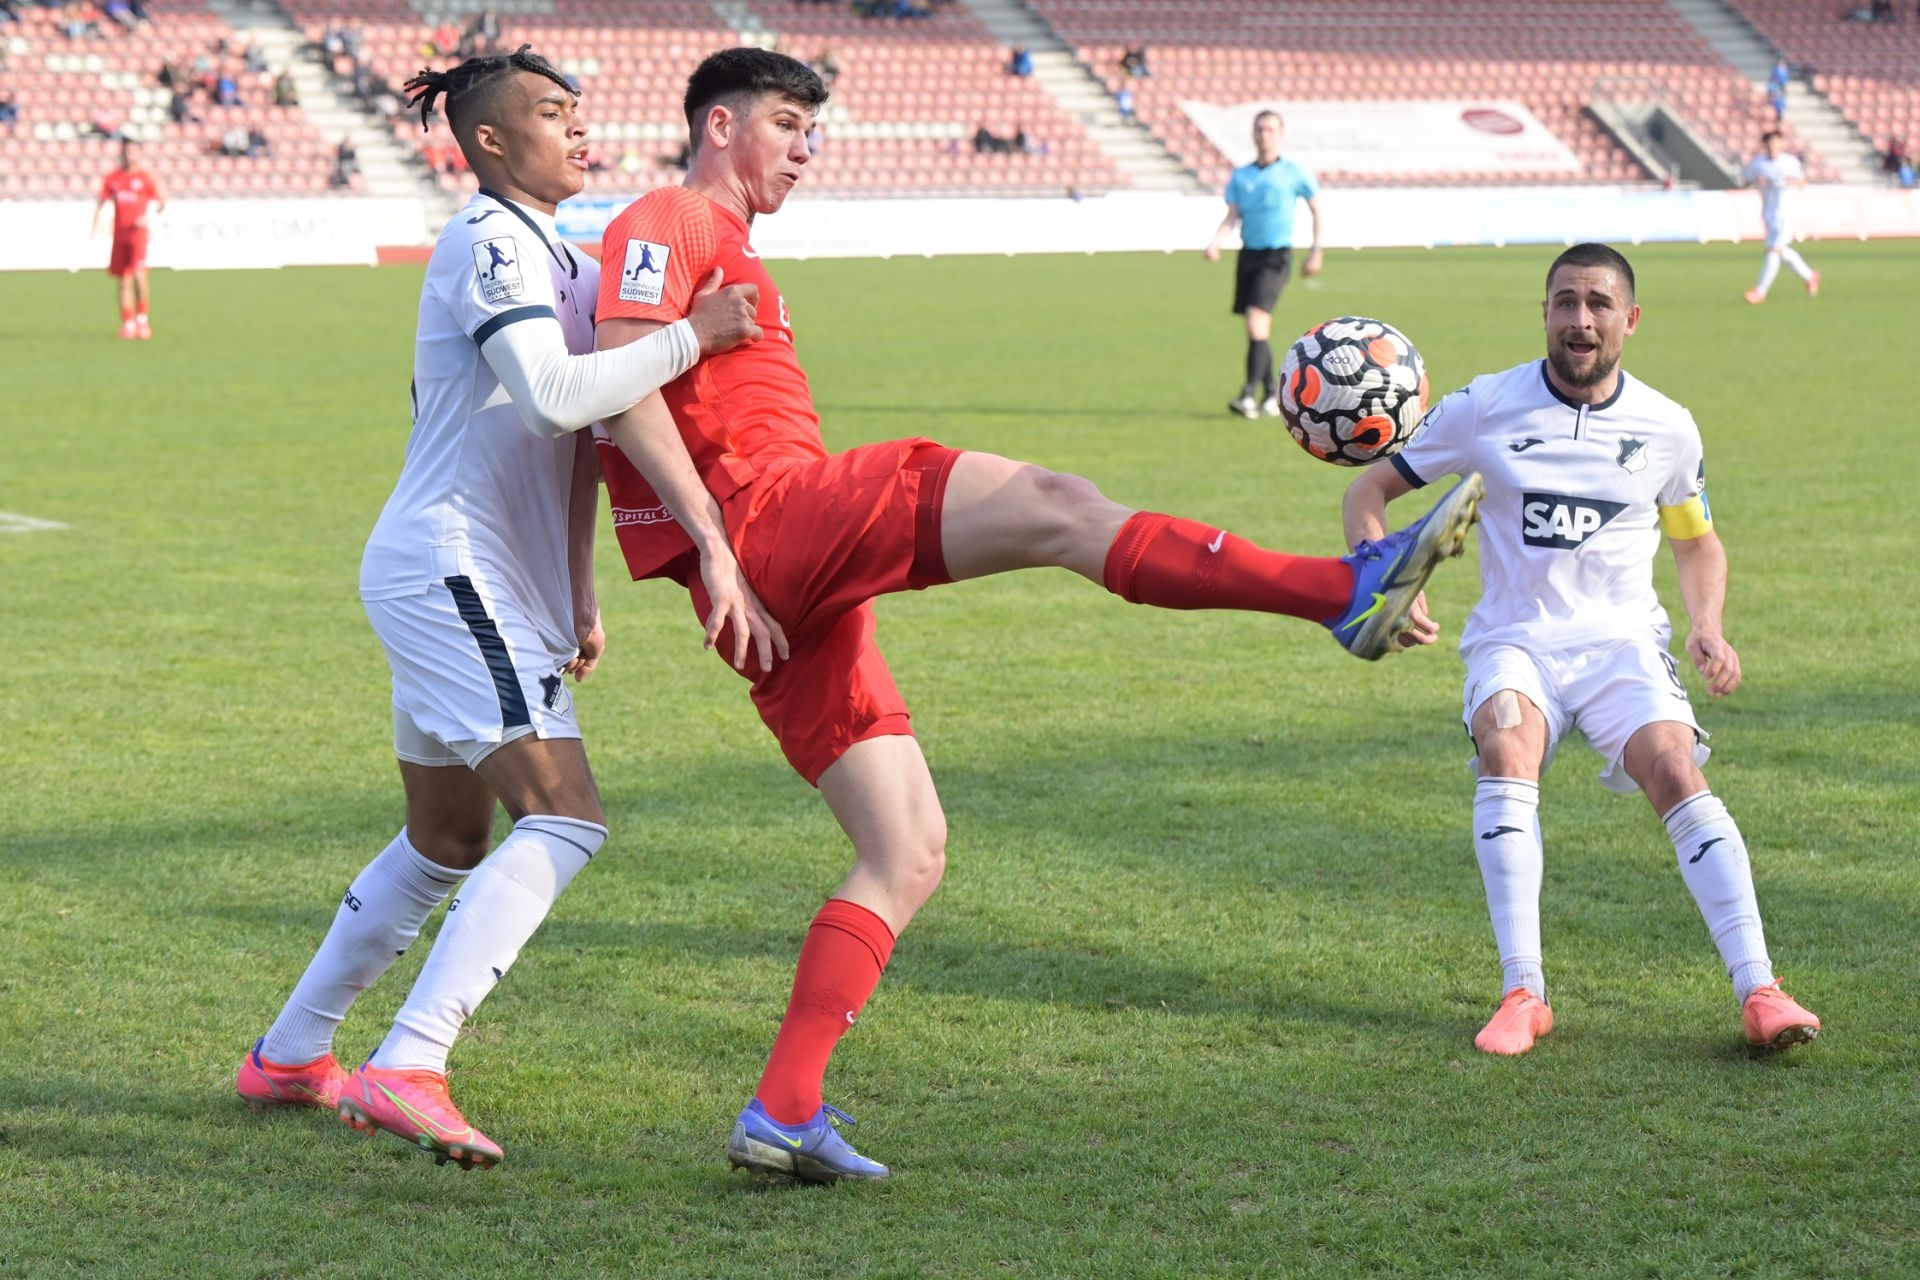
[682,47,827,152]
[1545,242,1636,301]
[403,44,574,137]
[1253,109,1283,127]
[1761,129,1782,145]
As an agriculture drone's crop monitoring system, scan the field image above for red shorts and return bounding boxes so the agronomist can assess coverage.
[686,438,962,784]
[108,229,148,277]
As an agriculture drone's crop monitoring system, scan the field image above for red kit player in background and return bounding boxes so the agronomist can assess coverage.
[593,48,1482,1183]
[92,137,166,339]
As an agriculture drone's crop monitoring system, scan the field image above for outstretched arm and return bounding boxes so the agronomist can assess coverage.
[1670,530,1741,696]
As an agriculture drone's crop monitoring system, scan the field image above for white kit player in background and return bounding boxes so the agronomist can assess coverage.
[234,46,782,1169]
[1342,243,1820,1058]
[1743,131,1820,305]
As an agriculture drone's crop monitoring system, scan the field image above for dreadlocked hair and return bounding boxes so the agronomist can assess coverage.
[402,44,575,133]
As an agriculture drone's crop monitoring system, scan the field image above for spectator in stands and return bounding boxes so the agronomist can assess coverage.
[0,90,18,126]
[246,120,271,158]
[274,67,299,107]
[60,3,102,40]
[973,122,1010,154]
[462,9,500,58]
[811,47,841,88]
[1769,58,1790,95]
[428,21,460,59]
[335,135,358,178]
[1115,84,1135,123]
[167,87,196,124]
[1882,135,1910,177]
[219,123,248,157]
[216,64,241,106]
[807,119,825,153]
[1013,123,1044,154]
[102,0,137,33]
[157,57,183,90]
[1766,81,1786,122]
[1120,44,1150,78]
[1008,43,1032,77]
[0,0,19,27]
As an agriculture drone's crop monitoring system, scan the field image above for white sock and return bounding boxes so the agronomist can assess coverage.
[259,830,467,1064]
[1663,791,1773,1003]
[371,815,607,1073]
[1756,253,1782,294]
[1474,777,1545,1001]
[1779,246,1814,280]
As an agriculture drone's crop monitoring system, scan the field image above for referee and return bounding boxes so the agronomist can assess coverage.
[1204,110,1323,419]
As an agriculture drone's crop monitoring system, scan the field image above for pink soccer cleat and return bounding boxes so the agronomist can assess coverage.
[1743,288,1766,305]
[337,1064,504,1169]
[1805,271,1820,298]
[235,1038,349,1113]
[134,315,151,339]
[1742,981,1820,1050]
[1474,988,1554,1056]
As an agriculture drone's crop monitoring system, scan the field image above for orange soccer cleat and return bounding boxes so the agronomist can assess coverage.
[1743,288,1766,305]
[235,1039,349,1113]
[1474,987,1554,1056]
[1742,981,1820,1050]
[337,1064,504,1169]
[134,315,151,340]
[1805,271,1821,298]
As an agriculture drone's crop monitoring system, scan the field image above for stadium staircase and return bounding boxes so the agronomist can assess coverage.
[199,0,452,210]
[960,0,1201,192]
[1667,0,1882,183]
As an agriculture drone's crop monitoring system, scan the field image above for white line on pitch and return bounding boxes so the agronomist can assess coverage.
[0,512,69,534]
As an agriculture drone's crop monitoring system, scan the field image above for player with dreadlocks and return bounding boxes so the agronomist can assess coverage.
[234,45,780,1170]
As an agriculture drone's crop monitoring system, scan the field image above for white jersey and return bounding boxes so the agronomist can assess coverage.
[1744,152,1802,232]
[1392,359,1713,655]
[360,190,601,656]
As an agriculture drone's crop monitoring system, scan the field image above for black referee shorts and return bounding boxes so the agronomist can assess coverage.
[1232,247,1292,315]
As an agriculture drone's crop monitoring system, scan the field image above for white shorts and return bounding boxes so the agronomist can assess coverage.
[364,573,581,769]
[1462,637,1708,794]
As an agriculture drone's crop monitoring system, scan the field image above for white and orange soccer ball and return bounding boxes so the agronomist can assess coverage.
[1277,317,1429,466]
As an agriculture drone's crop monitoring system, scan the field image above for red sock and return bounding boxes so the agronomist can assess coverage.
[755,898,896,1125]
[120,304,134,323]
[1103,512,1353,623]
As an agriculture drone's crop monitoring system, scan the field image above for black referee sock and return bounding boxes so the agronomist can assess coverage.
[1245,339,1274,400]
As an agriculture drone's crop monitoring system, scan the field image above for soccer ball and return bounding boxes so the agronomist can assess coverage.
[1277,317,1429,466]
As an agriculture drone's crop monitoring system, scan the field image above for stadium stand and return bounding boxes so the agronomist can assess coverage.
[1023,0,1837,187]
[1722,0,1920,179]
[0,0,349,199]
[283,0,1126,199]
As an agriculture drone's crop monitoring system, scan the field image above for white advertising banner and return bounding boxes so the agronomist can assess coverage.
[1181,99,1584,177]
[0,196,430,272]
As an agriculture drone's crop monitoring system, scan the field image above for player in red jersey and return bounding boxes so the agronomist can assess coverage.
[92,138,166,339]
[593,48,1483,1183]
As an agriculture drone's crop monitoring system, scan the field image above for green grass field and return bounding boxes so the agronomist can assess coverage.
[3,239,1916,1278]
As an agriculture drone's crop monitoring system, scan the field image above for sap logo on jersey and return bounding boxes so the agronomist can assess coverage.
[472,237,523,303]
[620,238,670,305]
[1521,492,1627,548]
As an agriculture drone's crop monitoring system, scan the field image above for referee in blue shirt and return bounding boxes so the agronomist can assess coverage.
[1205,110,1323,419]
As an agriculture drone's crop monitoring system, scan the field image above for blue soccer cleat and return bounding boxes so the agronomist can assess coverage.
[727,1099,890,1183]
[1327,472,1484,660]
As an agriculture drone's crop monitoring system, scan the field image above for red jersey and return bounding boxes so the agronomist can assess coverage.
[98,167,163,236]
[594,186,827,579]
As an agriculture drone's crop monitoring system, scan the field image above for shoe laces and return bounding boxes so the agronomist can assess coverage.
[822,1104,858,1129]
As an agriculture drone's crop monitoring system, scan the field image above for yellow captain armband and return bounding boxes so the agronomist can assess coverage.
[1659,496,1713,540]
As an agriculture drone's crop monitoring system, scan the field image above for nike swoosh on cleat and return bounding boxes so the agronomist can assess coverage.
[380,1086,475,1142]
[1340,592,1387,633]
[1480,826,1523,839]
[775,1132,803,1149]
[1689,837,1727,864]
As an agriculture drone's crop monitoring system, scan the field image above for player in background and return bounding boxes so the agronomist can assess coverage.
[1742,131,1819,304]
[593,48,1482,1183]
[234,45,777,1170]
[1203,110,1322,419]
[91,138,165,339]
[1343,243,1820,1058]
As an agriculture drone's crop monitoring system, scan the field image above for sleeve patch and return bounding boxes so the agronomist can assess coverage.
[472,237,524,303]
[618,238,671,305]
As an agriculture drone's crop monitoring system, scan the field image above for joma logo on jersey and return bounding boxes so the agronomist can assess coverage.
[1521,492,1628,548]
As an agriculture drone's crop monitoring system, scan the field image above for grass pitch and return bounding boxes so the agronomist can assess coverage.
[2,238,1916,1278]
